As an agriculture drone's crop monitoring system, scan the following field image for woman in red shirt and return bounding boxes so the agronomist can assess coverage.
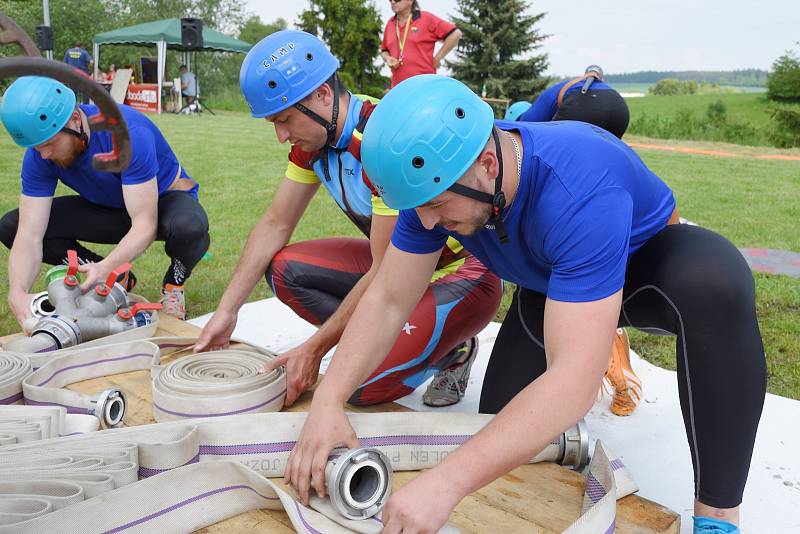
[380,0,462,87]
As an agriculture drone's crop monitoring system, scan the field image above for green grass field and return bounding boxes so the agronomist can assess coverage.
[627,93,775,130]
[625,92,800,147]
[0,111,798,398]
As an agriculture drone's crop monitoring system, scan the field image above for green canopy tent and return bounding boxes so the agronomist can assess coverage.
[93,18,251,113]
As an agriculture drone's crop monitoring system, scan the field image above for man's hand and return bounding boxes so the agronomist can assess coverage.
[8,291,36,333]
[261,341,323,406]
[433,56,442,70]
[78,261,111,293]
[381,468,461,534]
[194,310,238,352]
[285,401,359,505]
[385,55,401,69]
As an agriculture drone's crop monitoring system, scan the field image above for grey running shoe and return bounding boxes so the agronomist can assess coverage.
[423,336,479,407]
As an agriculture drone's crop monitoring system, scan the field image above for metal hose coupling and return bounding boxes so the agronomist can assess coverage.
[30,315,81,349]
[90,389,127,429]
[30,292,56,318]
[560,418,590,470]
[325,447,392,520]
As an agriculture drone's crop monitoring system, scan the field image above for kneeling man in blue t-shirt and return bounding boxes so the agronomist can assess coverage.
[0,76,209,325]
[283,75,764,534]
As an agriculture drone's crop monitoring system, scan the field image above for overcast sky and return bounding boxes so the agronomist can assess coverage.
[244,0,799,75]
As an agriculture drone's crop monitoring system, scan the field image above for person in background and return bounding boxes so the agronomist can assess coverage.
[504,101,532,121]
[380,0,462,87]
[179,65,197,106]
[107,64,117,83]
[518,65,630,139]
[63,41,94,103]
[63,41,93,76]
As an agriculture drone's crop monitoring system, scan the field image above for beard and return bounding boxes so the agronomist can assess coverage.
[51,135,85,169]
[441,204,494,236]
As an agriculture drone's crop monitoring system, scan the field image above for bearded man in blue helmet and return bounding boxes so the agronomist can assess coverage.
[0,77,209,323]
[284,75,765,534]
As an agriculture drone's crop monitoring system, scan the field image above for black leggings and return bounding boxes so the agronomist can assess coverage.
[554,89,630,139]
[0,193,210,287]
[480,224,766,509]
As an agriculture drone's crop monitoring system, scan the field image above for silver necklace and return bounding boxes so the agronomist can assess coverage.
[504,130,521,178]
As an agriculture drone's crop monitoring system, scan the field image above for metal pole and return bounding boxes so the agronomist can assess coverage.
[42,0,53,60]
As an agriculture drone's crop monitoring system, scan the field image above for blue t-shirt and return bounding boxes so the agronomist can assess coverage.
[391,120,676,303]
[21,104,197,209]
[519,78,615,122]
[63,47,92,74]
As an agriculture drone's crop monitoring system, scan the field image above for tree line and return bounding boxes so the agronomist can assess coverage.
[605,69,769,87]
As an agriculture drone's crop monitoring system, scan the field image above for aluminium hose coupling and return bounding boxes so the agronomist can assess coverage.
[325,447,393,520]
[31,315,81,349]
[560,418,590,471]
[29,292,56,318]
[90,389,127,429]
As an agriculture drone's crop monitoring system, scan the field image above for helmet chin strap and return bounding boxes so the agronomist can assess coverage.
[293,72,341,148]
[60,110,88,148]
[446,128,509,244]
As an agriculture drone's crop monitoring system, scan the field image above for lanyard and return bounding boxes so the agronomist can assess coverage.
[394,13,412,61]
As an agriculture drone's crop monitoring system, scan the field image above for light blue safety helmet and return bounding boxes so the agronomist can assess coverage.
[1,76,77,148]
[240,30,343,146]
[504,101,531,121]
[361,75,495,211]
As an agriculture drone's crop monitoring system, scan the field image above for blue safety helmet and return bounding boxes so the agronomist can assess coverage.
[361,75,495,211]
[504,101,531,121]
[240,30,340,118]
[1,76,77,148]
[240,30,343,146]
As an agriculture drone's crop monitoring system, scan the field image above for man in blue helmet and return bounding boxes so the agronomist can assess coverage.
[0,77,209,324]
[285,75,765,534]
[518,65,630,139]
[195,31,503,409]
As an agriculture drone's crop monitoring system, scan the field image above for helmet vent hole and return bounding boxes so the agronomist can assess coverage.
[56,88,61,94]
[39,114,47,121]
[268,80,277,89]
[433,177,441,183]
[306,53,314,61]
[455,108,465,119]
[412,156,425,168]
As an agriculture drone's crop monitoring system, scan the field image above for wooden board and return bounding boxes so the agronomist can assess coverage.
[4,314,680,533]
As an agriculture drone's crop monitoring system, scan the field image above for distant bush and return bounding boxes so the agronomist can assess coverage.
[706,99,727,124]
[767,50,800,102]
[629,103,760,145]
[768,107,800,147]
[650,79,698,96]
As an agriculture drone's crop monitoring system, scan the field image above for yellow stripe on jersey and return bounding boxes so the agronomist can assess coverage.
[371,194,399,217]
[445,236,464,255]
[285,161,320,184]
[354,93,381,104]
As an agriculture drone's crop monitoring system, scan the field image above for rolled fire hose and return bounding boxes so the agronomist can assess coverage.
[0,353,29,406]
[19,337,287,429]
[0,411,636,533]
